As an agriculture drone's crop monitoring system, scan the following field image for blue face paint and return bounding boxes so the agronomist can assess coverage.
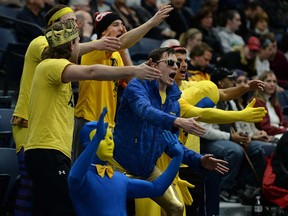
[195,97,215,108]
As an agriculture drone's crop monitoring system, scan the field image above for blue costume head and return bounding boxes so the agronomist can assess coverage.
[79,121,112,164]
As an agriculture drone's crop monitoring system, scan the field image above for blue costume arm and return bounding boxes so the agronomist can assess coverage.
[68,108,108,191]
[165,141,202,173]
[124,79,177,130]
[127,131,184,198]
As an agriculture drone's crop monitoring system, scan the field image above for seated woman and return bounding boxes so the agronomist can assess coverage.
[253,71,288,140]
[68,108,184,216]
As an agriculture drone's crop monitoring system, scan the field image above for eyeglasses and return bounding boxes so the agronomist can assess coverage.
[157,59,180,68]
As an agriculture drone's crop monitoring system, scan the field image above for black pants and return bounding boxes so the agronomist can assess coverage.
[25,149,76,216]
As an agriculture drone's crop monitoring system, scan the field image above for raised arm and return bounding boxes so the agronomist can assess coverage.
[68,108,108,190]
[79,36,121,56]
[119,5,173,49]
[219,80,265,101]
[127,130,183,199]
[62,59,161,82]
[179,98,266,124]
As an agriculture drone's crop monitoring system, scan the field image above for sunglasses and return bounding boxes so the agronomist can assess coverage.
[157,59,180,68]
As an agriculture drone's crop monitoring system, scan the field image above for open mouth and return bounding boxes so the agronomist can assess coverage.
[180,70,186,74]
[169,72,176,79]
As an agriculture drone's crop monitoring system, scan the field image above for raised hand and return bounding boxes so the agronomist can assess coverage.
[134,59,162,80]
[200,154,229,175]
[239,98,267,123]
[162,130,183,156]
[148,4,173,27]
[92,107,108,143]
[246,80,265,91]
[97,30,121,52]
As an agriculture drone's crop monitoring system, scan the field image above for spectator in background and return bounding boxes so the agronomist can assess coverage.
[267,32,288,90]
[187,42,213,81]
[160,38,180,48]
[237,1,262,40]
[200,68,271,203]
[216,10,245,53]
[96,0,112,12]
[195,6,224,63]
[253,70,288,140]
[14,0,48,44]
[75,10,93,43]
[69,0,90,13]
[217,36,260,79]
[179,28,202,60]
[165,0,195,39]
[255,36,274,77]
[250,10,270,38]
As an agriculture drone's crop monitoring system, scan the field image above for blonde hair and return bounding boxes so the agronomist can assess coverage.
[179,28,201,47]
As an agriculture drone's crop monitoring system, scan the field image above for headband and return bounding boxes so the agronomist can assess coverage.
[48,7,74,26]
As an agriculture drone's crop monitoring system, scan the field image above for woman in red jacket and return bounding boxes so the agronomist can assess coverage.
[253,70,288,139]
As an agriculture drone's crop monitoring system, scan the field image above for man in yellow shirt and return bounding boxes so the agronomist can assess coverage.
[73,6,173,162]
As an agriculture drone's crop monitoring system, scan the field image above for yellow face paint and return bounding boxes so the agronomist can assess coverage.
[96,129,115,161]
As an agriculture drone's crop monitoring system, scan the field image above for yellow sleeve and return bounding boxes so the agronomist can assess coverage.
[179,98,266,124]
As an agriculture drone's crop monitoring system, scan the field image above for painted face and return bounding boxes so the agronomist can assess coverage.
[175,52,188,82]
[60,13,78,28]
[96,128,114,161]
[102,20,125,38]
[263,73,277,95]
[157,53,178,86]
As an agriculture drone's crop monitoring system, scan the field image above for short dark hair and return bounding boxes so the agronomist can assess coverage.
[148,47,175,63]
[190,42,213,59]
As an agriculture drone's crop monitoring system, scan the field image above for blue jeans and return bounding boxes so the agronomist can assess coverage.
[200,139,274,191]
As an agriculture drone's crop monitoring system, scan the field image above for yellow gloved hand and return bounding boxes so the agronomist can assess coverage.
[180,97,266,124]
[238,98,267,123]
[177,177,195,206]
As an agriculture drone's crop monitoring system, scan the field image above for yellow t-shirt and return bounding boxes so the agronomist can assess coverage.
[187,70,210,82]
[25,58,74,158]
[74,50,124,127]
[13,36,48,120]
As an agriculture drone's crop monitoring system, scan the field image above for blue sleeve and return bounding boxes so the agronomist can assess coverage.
[68,109,107,191]
[126,144,183,199]
[166,143,202,173]
[124,80,177,130]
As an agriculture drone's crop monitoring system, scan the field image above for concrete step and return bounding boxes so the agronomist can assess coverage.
[219,202,252,216]
[219,202,287,216]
